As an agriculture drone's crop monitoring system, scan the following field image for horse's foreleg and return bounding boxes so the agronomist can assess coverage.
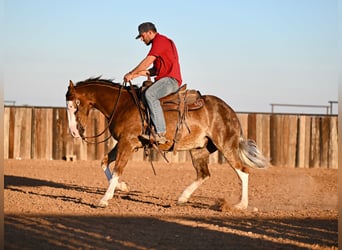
[233,168,249,209]
[98,172,120,208]
[101,145,129,192]
[98,145,131,208]
[101,157,112,181]
[101,145,118,181]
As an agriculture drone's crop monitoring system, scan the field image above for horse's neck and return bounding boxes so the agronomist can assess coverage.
[90,86,128,118]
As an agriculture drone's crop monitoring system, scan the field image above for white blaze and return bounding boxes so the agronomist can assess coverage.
[66,101,80,138]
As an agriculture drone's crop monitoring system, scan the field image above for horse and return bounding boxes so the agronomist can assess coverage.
[65,77,267,209]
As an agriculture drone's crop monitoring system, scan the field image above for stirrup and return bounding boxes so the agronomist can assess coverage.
[140,133,168,144]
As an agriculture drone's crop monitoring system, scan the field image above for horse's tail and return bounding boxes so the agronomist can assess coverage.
[238,136,268,169]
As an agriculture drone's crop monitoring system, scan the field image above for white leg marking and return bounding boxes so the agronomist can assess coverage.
[177,177,209,204]
[101,164,129,191]
[98,173,119,208]
[234,169,249,209]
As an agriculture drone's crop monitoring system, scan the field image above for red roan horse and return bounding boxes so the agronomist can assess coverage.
[66,77,267,209]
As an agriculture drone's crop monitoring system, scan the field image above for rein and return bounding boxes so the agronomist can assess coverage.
[79,84,124,144]
[125,80,145,134]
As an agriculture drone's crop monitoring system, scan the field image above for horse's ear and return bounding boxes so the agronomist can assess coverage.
[66,80,76,100]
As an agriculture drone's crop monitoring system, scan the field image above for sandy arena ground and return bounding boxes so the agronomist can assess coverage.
[4,159,338,249]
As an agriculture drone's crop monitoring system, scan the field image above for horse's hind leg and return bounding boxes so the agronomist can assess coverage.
[232,168,249,209]
[222,148,250,209]
[177,148,211,205]
[101,144,129,192]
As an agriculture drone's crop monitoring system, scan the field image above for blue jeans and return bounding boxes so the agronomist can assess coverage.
[144,77,179,134]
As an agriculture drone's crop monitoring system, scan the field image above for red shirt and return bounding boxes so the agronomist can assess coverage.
[148,33,182,85]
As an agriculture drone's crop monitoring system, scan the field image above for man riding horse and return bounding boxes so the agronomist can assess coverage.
[66,23,267,210]
[123,22,182,144]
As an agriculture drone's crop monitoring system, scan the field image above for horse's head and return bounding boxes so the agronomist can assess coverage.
[65,80,92,138]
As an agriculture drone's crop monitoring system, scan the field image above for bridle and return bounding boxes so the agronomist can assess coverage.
[73,80,145,144]
[74,83,124,144]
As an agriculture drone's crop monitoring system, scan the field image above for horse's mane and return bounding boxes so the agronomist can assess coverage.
[75,76,123,88]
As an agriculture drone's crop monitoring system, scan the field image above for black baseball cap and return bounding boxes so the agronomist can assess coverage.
[135,22,157,39]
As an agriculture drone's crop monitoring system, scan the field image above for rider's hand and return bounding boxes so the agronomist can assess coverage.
[123,72,134,82]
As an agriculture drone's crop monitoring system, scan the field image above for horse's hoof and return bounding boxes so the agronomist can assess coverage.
[117,182,130,192]
[97,200,108,208]
[176,197,188,205]
[233,203,248,210]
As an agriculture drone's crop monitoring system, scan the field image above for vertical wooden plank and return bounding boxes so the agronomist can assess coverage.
[237,113,248,138]
[280,115,289,166]
[13,108,23,159]
[4,107,10,159]
[13,108,32,159]
[53,108,62,159]
[287,115,298,167]
[270,114,285,166]
[31,108,40,159]
[255,114,263,156]
[247,113,256,141]
[269,114,277,166]
[329,116,338,169]
[303,116,311,168]
[32,108,53,159]
[53,108,72,160]
[255,114,270,161]
[19,108,32,159]
[8,107,15,159]
[309,116,321,168]
[320,116,330,168]
[47,108,53,159]
[276,115,284,166]
[297,115,311,168]
[177,151,189,163]
[149,148,160,162]
[165,151,173,163]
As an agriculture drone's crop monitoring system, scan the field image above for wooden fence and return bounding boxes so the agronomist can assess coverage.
[4,106,338,168]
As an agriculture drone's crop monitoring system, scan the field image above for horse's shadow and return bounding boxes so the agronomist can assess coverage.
[5,175,220,211]
[118,192,220,211]
[4,175,105,208]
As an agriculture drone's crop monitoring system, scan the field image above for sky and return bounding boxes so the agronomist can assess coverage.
[4,0,339,114]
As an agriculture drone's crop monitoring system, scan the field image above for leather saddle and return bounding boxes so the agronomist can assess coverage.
[131,80,205,146]
[141,80,204,112]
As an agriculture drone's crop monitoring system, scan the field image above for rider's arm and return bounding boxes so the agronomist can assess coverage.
[124,55,156,82]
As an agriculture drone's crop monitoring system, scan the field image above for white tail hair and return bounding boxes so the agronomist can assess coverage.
[238,136,268,169]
